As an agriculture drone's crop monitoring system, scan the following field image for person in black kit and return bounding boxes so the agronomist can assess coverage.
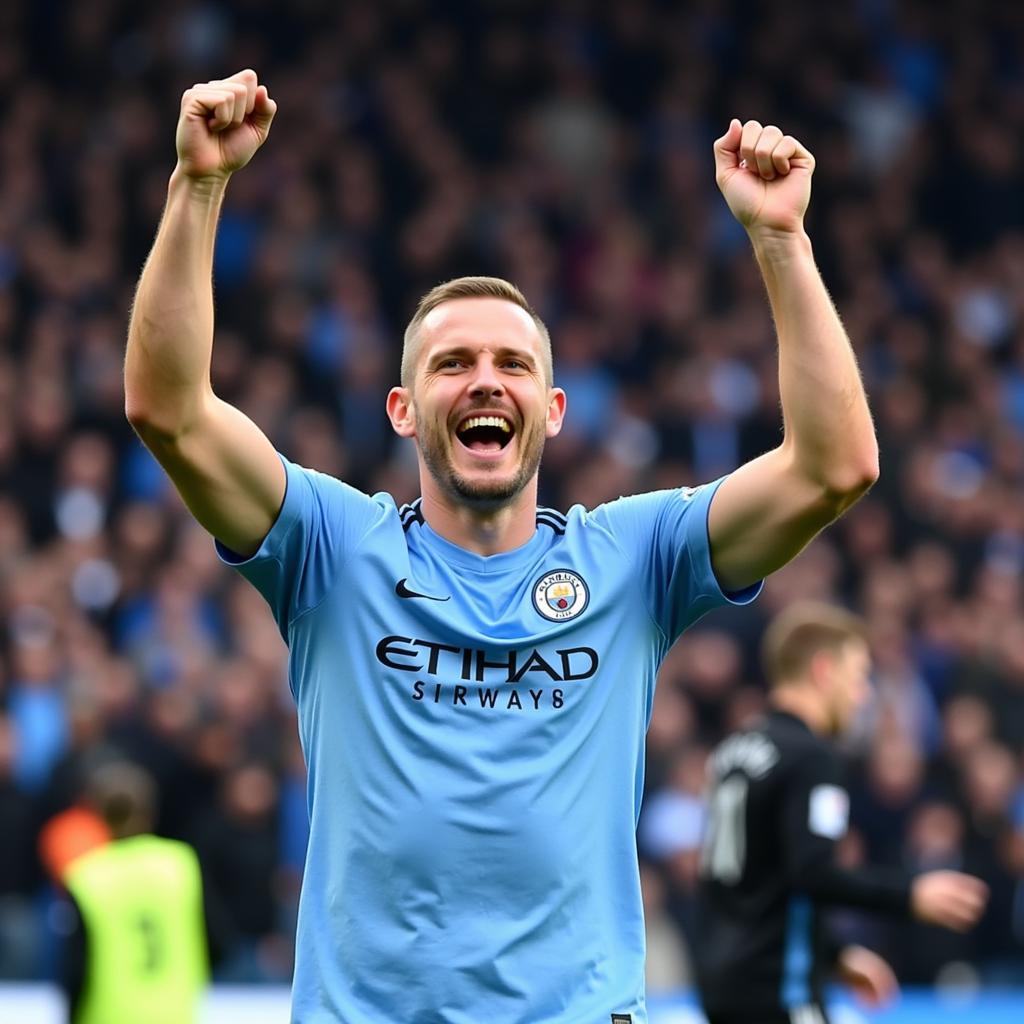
[695,602,989,1024]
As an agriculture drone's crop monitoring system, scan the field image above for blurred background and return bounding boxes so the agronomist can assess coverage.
[1,0,1023,1018]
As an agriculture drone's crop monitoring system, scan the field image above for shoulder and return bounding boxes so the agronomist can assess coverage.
[534,484,713,535]
[277,458,404,545]
[588,485,705,518]
[536,501,630,557]
[585,483,721,540]
[772,722,839,780]
[285,457,397,514]
[708,725,784,782]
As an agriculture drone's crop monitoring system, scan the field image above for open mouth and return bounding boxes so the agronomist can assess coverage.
[455,414,515,453]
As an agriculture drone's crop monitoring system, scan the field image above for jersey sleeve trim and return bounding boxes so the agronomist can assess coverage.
[215,451,302,570]
[214,455,388,638]
[687,476,763,609]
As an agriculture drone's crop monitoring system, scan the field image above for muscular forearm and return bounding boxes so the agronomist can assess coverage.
[752,227,878,501]
[124,168,228,437]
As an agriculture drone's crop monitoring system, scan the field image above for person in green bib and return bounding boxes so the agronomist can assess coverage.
[60,762,210,1024]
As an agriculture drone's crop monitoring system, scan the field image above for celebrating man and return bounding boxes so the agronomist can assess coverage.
[125,70,878,1023]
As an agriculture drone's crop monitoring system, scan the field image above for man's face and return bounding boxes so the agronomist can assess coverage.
[823,639,872,735]
[387,298,565,508]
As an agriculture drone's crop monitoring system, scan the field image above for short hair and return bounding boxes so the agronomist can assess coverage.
[85,761,157,839]
[401,276,553,389]
[761,601,868,687]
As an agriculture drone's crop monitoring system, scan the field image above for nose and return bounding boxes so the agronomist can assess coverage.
[468,356,505,398]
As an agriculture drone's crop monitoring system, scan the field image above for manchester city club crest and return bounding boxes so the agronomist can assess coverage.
[532,568,589,622]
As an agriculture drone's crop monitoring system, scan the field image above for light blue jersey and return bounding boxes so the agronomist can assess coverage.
[218,457,760,1024]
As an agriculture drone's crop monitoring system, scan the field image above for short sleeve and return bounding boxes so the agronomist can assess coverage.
[215,455,385,636]
[590,477,762,642]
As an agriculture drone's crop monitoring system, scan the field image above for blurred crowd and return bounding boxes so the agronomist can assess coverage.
[1,0,1023,992]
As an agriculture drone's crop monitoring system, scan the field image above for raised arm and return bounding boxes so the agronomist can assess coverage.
[124,69,284,557]
[705,120,879,592]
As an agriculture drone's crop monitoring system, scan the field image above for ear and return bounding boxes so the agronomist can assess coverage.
[386,386,416,438]
[808,649,835,691]
[545,387,567,438]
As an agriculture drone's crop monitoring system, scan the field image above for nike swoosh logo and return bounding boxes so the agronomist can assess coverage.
[395,578,450,602]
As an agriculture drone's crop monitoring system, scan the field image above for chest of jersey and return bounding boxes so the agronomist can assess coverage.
[293,512,659,732]
[286,511,661,969]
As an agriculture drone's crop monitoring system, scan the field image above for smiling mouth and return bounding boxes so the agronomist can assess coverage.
[455,415,514,453]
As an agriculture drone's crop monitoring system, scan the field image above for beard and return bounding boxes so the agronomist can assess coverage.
[827,708,844,738]
[827,698,856,738]
[417,409,546,508]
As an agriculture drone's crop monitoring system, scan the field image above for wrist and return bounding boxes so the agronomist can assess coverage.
[169,164,231,202]
[748,226,812,264]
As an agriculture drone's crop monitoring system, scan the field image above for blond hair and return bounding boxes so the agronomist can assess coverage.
[761,601,868,687]
[401,276,553,388]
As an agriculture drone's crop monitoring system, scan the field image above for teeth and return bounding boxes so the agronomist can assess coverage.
[458,416,511,434]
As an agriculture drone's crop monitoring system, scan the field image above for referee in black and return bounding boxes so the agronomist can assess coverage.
[694,602,988,1024]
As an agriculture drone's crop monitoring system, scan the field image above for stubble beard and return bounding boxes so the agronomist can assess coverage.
[417,412,546,509]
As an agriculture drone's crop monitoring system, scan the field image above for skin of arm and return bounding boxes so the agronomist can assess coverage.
[124,70,284,557]
[706,119,880,592]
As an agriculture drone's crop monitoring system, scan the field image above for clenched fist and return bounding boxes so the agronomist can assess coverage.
[714,119,814,236]
[175,69,276,181]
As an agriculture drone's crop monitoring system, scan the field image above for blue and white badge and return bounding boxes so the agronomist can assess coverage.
[808,784,849,839]
[532,569,589,622]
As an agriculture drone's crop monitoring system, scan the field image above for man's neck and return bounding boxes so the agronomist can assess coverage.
[419,480,539,556]
[769,684,829,736]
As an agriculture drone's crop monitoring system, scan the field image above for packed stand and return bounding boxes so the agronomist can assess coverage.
[0,0,1022,988]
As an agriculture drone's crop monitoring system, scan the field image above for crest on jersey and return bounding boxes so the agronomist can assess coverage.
[532,568,589,622]
[808,784,849,839]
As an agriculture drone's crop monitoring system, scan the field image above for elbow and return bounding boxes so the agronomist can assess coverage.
[789,452,879,526]
[786,437,880,517]
[825,450,879,510]
[799,431,878,515]
[124,393,149,432]
[124,393,197,448]
[124,374,154,432]
[124,369,210,443]
[124,396,167,441]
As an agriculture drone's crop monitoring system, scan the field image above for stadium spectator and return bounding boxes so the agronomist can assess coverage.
[0,714,39,978]
[191,761,288,983]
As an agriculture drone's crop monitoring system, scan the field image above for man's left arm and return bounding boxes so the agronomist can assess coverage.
[706,120,879,592]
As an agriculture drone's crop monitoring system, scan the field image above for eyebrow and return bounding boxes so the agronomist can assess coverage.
[428,345,537,365]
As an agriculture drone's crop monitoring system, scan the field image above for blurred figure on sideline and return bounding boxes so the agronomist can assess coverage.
[60,761,209,1024]
[695,602,989,1024]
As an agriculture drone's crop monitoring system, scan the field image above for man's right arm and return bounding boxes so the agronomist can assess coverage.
[124,70,284,558]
